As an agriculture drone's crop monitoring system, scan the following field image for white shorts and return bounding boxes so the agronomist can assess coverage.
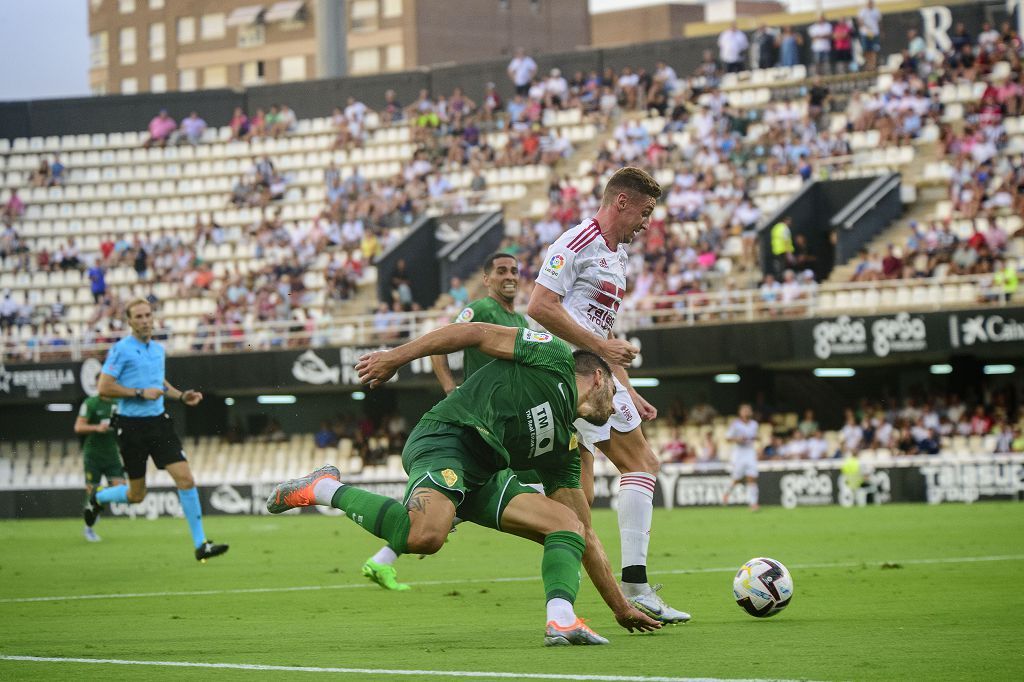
[731,450,759,480]
[574,376,641,451]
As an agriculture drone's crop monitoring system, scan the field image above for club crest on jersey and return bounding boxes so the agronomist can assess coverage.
[441,469,458,486]
[569,432,578,450]
[522,329,553,343]
[455,307,474,323]
[542,253,566,278]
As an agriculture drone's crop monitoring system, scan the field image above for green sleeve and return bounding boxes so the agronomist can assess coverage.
[512,328,574,376]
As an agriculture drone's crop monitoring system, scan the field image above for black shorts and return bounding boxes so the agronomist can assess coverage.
[115,414,186,479]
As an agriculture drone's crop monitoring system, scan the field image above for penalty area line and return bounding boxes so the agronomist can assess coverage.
[0,655,804,682]
[2,554,1022,605]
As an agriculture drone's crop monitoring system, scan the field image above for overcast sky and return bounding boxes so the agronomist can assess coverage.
[0,0,678,101]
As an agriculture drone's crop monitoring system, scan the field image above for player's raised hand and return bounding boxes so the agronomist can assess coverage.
[356,350,397,388]
[614,605,663,633]
[601,338,639,366]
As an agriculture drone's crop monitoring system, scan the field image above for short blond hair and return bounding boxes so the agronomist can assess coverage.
[601,167,662,205]
[124,298,151,319]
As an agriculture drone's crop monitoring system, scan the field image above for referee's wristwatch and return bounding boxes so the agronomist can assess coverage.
[135,388,143,399]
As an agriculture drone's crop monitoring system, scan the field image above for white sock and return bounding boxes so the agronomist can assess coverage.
[747,482,759,507]
[371,545,398,565]
[546,597,576,627]
[618,472,656,578]
[313,478,343,506]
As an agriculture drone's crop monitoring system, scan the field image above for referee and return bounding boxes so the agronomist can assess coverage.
[91,298,228,562]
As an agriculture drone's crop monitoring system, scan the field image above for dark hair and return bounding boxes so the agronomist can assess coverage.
[483,252,518,274]
[601,166,662,205]
[573,350,612,379]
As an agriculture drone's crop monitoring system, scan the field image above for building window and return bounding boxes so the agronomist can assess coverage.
[121,77,138,94]
[349,47,380,74]
[91,83,107,95]
[238,24,266,48]
[382,0,403,18]
[203,65,229,89]
[499,0,509,10]
[177,17,195,44]
[179,68,197,91]
[148,0,164,9]
[241,60,266,86]
[350,0,378,31]
[530,0,540,14]
[149,23,165,61]
[89,31,108,68]
[90,0,103,12]
[119,27,136,65]
[386,44,404,71]
[118,0,135,13]
[150,74,167,93]
[280,55,307,81]
[201,13,226,40]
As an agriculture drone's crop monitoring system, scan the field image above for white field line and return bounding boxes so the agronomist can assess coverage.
[0,655,808,682]
[1,554,1022,605]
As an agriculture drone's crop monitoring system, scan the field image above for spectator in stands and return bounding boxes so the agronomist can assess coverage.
[858,0,883,71]
[718,21,749,74]
[315,421,338,449]
[49,154,65,186]
[228,107,250,141]
[173,111,207,146]
[480,81,503,124]
[751,23,778,70]
[840,410,864,454]
[808,14,834,75]
[832,17,855,74]
[0,291,17,331]
[143,109,176,148]
[447,276,469,307]
[881,244,903,279]
[507,47,537,97]
[30,158,51,187]
[247,108,267,140]
[777,26,803,68]
[3,188,24,220]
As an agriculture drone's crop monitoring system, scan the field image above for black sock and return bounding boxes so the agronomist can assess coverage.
[622,564,647,584]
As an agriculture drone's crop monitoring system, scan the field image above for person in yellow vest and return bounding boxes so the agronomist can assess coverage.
[770,216,795,278]
[841,450,876,506]
[993,258,1019,302]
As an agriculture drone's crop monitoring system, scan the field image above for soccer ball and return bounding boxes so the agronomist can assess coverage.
[733,557,793,618]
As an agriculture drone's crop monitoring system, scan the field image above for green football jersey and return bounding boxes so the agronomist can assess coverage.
[453,296,528,379]
[422,328,580,474]
[78,396,119,460]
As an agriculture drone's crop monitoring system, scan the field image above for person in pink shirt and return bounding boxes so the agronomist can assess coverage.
[3,188,25,220]
[144,109,177,148]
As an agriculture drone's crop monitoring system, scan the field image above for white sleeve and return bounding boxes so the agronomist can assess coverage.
[78,401,89,418]
[726,421,737,440]
[535,235,582,297]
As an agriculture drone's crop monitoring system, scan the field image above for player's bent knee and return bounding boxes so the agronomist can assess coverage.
[406,528,447,555]
[127,490,146,503]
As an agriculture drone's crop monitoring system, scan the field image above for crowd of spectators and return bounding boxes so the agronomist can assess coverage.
[312,410,409,467]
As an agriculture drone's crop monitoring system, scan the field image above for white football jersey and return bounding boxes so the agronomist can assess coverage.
[727,418,759,455]
[535,218,628,339]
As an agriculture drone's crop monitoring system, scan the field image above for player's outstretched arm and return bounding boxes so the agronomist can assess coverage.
[548,486,662,633]
[357,323,517,388]
[527,285,638,367]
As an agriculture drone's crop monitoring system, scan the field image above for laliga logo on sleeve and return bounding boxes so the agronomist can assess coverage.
[522,329,553,343]
[542,253,566,278]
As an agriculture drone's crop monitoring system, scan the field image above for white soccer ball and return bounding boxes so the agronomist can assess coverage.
[733,557,793,618]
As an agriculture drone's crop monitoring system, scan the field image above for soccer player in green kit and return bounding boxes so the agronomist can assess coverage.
[361,252,527,590]
[76,394,125,542]
[267,322,661,645]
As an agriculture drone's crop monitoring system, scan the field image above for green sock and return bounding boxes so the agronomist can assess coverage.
[331,485,410,555]
[542,530,586,603]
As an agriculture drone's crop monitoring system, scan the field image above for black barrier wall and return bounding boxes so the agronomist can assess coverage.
[3,457,1021,519]
[0,1,1007,140]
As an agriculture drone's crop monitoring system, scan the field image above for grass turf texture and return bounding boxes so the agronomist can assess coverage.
[1,503,1022,681]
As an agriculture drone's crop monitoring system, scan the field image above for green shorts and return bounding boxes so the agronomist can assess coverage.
[402,420,579,531]
[83,452,125,486]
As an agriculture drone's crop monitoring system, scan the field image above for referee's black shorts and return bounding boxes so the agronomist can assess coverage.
[115,413,187,479]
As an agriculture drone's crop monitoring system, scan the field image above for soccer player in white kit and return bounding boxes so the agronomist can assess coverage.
[723,403,760,510]
[528,167,690,624]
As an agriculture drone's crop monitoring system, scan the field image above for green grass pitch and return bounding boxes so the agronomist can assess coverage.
[1,503,1022,681]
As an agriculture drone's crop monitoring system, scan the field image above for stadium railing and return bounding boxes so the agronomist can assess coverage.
[2,273,1011,363]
